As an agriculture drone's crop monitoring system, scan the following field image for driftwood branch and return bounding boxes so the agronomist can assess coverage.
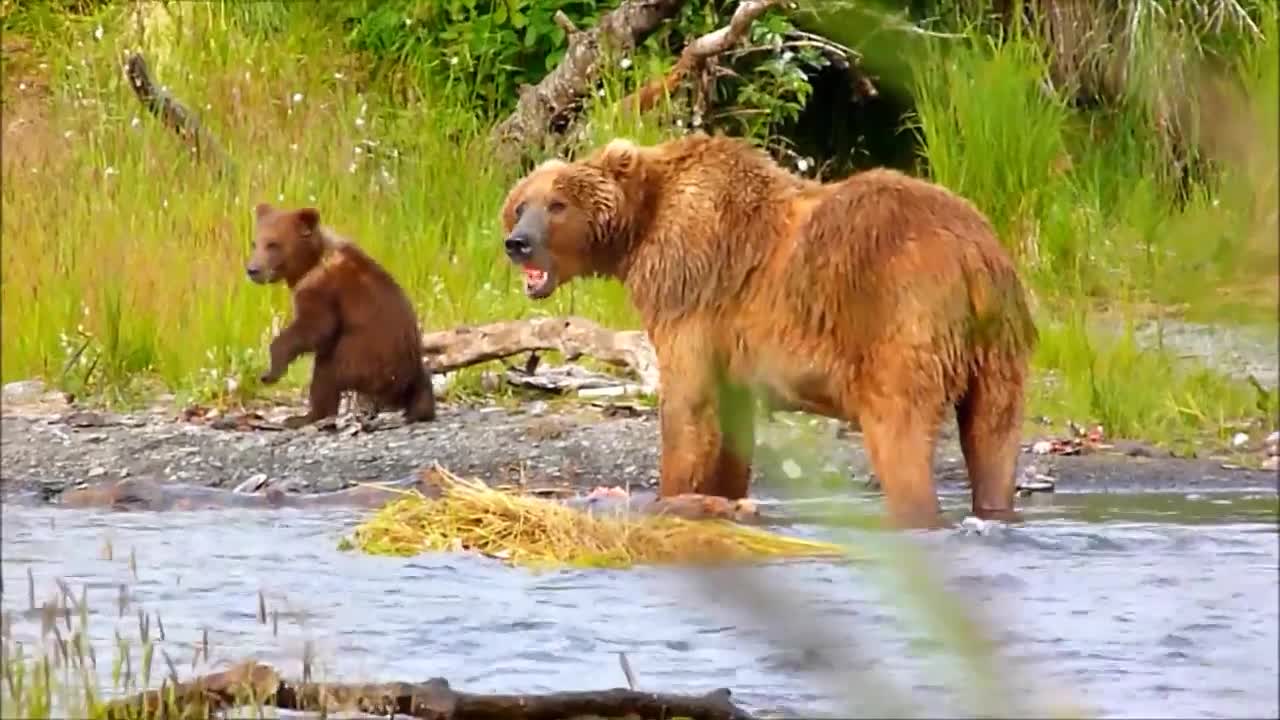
[122,51,236,179]
[423,316,660,394]
[620,0,783,116]
[488,0,688,168]
[101,660,758,720]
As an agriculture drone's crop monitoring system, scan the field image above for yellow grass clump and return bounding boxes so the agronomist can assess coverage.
[340,467,847,570]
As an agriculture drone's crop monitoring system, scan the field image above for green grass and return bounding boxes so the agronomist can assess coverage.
[1,1,1276,449]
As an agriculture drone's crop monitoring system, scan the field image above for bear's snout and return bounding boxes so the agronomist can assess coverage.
[504,232,533,262]
[246,264,265,283]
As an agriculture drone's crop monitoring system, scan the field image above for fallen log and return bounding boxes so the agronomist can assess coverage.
[100,660,759,720]
[122,51,236,180]
[488,0,688,168]
[421,316,660,394]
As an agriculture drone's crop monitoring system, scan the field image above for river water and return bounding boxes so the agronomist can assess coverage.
[2,489,1277,719]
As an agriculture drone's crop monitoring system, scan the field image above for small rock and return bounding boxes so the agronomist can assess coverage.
[62,411,108,428]
[314,476,348,493]
[781,459,802,480]
[2,379,47,404]
[87,466,106,478]
[1031,440,1053,455]
[233,473,269,494]
[1231,432,1249,448]
[1262,456,1279,472]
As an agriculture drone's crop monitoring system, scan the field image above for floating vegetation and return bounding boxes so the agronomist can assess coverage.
[340,466,846,570]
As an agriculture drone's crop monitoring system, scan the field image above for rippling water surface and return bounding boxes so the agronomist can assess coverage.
[3,490,1277,719]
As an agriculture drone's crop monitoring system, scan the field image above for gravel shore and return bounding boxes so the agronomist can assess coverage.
[2,389,1276,505]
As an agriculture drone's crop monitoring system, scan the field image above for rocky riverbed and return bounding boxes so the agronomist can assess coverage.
[2,385,1276,506]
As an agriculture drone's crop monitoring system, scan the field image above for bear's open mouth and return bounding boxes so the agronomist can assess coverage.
[522,265,556,299]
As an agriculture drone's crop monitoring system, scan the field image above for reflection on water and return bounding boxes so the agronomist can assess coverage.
[2,491,1277,719]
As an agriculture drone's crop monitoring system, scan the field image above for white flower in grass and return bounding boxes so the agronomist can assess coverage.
[93,25,103,41]
[291,92,303,103]
[619,57,632,69]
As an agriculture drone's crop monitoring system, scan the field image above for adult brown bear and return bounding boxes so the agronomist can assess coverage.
[247,203,436,429]
[499,134,1037,528]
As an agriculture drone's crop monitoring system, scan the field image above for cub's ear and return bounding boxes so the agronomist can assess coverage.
[593,138,640,180]
[295,208,321,234]
[254,202,274,219]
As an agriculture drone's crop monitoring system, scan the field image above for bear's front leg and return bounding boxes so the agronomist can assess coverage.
[654,345,755,500]
[260,326,306,385]
[260,292,338,386]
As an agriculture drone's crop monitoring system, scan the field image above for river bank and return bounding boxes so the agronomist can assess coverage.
[2,387,1275,507]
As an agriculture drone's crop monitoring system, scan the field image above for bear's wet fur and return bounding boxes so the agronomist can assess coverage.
[498,133,1037,528]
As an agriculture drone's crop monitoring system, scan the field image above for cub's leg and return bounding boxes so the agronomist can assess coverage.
[956,357,1026,522]
[402,369,437,423]
[655,339,754,500]
[259,291,337,385]
[854,365,948,529]
[283,355,342,430]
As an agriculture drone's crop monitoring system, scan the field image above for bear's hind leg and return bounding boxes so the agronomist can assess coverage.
[856,387,946,529]
[283,357,342,430]
[956,361,1026,523]
[402,369,437,423]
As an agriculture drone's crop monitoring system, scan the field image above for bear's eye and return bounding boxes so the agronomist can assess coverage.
[514,201,526,219]
[266,241,280,251]
[548,200,566,214]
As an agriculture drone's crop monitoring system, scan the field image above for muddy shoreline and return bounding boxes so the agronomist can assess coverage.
[2,391,1276,508]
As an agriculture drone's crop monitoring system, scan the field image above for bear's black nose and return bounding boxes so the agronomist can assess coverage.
[504,233,532,261]
[246,266,262,280]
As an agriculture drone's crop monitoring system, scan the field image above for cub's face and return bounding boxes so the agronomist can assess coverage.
[246,203,321,286]
[499,161,603,300]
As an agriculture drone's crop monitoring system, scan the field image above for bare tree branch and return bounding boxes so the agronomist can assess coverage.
[621,0,784,116]
[488,0,689,168]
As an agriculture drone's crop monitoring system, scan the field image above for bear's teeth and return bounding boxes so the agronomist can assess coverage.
[523,267,547,284]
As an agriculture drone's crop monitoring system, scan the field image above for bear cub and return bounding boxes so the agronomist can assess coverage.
[246,202,435,429]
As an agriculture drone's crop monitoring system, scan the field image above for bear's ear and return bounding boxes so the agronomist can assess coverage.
[594,138,640,180]
[295,208,320,235]
[254,202,274,219]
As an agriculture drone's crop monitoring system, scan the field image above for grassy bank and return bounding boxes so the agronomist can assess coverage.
[1,1,1276,449]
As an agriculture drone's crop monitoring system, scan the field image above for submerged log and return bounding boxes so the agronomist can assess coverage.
[100,660,758,720]
[54,466,763,523]
[55,475,432,512]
